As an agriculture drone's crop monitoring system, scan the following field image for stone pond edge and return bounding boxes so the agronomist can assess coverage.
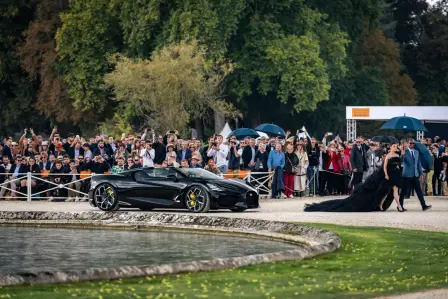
[0,211,342,286]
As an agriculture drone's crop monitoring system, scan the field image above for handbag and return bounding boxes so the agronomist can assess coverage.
[287,156,297,174]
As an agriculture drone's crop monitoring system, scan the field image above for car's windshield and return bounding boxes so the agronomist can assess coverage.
[178,168,222,180]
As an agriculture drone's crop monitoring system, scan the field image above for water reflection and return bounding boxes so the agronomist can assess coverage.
[0,226,297,274]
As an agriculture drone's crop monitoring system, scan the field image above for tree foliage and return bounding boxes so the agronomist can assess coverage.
[18,0,76,123]
[1,0,446,138]
[56,0,120,114]
[104,42,239,135]
[410,3,448,105]
[354,25,417,106]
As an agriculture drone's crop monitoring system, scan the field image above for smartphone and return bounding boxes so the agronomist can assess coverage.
[327,132,333,136]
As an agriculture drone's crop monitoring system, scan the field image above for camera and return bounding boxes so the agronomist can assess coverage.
[212,142,217,147]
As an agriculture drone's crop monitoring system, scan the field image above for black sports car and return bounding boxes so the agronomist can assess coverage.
[88,167,259,213]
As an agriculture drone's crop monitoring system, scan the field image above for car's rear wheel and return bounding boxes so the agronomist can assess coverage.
[185,185,210,213]
[230,207,247,212]
[94,184,120,211]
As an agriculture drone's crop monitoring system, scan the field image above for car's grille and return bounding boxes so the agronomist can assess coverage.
[245,191,258,206]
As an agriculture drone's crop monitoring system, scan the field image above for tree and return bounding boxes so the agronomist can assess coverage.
[18,0,76,123]
[56,0,121,115]
[0,0,48,137]
[391,0,429,45]
[354,25,417,106]
[412,3,448,105]
[104,42,239,135]
[228,4,349,116]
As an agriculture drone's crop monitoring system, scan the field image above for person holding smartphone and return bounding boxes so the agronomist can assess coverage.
[140,141,155,168]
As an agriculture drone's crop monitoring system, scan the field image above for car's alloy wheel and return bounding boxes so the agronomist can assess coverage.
[94,184,120,211]
[185,186,210,213]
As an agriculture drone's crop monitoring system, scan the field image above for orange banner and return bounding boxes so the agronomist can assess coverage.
[352,108,370,118]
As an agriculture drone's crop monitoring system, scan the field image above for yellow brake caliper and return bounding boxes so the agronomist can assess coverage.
[107,188,114,199]
[189,192,195,207]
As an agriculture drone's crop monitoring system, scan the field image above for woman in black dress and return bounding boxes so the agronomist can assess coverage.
[304,143,402,212]
[379,143,404,211]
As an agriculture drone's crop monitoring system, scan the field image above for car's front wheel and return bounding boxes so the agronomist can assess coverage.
[185,185,210,213]
[94,184,120,211]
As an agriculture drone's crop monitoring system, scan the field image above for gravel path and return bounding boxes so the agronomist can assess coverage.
[1,196,448,299]
[1,196,447,232]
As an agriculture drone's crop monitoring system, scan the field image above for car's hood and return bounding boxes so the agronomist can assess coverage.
[212,178,257,193]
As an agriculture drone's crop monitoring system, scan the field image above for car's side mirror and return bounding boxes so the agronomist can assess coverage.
[167,174,178,182]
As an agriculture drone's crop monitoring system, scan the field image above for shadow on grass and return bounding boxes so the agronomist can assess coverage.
[1,223,447,299]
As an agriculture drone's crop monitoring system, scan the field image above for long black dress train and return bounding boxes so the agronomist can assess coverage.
[304,157,402,212]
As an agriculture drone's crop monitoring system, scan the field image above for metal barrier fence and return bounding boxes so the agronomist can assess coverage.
[0,172,94,201]
[1,168,342,201]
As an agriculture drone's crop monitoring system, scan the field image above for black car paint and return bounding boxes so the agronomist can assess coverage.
[89,168,259,211]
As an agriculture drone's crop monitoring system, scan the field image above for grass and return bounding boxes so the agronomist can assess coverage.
[1,223,447,299]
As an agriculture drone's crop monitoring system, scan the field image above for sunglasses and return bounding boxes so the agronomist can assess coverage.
[409,142,414,145]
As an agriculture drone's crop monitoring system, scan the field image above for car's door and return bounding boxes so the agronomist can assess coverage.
[126,168,187,208]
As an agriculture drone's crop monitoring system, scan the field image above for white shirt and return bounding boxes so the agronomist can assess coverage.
[207,143,229,167]
[238,148,243,165]
[84,150,93,160]
[140,148,155,167]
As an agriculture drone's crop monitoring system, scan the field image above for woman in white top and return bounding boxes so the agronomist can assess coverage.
[165,144,177,161]
[294,142,309,195]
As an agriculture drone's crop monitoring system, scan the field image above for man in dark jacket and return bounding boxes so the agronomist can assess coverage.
[432,144,443,196]
[176,141,192,163]
[350,137,366,187]
[242,139,258,169]
[91,155,110,174]
[152,139,166,165]
[68,141,85,159]
[93,140,113,165]
[306,135,320,195]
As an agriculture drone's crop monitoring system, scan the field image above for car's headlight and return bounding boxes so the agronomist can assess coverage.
[207,183,223,192]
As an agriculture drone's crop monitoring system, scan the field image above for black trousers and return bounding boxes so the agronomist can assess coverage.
[352,171,363,187]
[432,173,442,195]
[399,176,427,208]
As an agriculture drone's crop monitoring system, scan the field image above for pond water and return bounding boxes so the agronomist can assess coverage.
[0,226,298,274]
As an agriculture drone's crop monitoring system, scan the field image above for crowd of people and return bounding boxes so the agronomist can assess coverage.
[1,127,447,201]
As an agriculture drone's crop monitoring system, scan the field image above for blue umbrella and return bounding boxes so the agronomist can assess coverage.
[254,123,286,137]
[227,128,260,140]
[381,116,428,132]
[414,142,433,171]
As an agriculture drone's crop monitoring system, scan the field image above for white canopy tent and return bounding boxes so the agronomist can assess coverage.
[219,122,233,138]
[346,106,448,141]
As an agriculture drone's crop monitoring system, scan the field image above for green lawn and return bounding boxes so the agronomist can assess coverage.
[1,224,448,299]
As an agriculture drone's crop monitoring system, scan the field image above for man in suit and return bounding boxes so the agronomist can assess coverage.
[399,139,432,211]
[0,155,26,198]
[176,141,192,163]
[39,152,52,170]
[68,141,85,159]
[242,138,258,170]
[350,137,366,187]
[432,144,443,196]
